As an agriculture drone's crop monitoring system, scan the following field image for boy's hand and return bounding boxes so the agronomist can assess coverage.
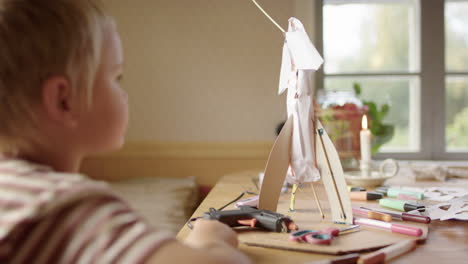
[185,219,238,248]
[147,219,250,264]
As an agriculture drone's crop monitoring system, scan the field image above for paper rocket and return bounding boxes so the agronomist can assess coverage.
[257,17,353,224]
[279,18,322,185]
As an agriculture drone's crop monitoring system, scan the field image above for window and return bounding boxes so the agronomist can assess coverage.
[445,0,468,152]
[315,0,468,159]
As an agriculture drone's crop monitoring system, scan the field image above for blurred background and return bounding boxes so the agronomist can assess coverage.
[83,0,468,185]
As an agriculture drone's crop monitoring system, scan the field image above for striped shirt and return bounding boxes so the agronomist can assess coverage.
[0,158,174,264]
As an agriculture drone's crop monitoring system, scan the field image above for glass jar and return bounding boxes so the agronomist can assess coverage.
[316,90,368,169]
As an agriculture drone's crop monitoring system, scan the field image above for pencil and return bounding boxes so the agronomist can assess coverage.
[358,240,417,264]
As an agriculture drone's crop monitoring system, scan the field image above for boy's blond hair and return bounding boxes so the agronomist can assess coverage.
[0,0,111,154]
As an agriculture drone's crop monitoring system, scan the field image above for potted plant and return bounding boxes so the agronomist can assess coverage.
[353,82,394,153]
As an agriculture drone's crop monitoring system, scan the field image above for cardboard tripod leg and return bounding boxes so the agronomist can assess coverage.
[258,115,293,211]
[315,120,353,224]
[258,117,353,225]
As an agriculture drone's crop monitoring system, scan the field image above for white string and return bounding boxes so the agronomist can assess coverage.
[250,0,285,33]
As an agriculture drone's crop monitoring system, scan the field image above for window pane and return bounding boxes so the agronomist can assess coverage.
[446,76,468,151]
[323,0,419,73]
[323,77,419,152]
[445,1,468,72]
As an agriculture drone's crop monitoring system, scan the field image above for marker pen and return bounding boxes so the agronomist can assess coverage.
[354,218,423,237]
[352,207,392,222]
[375,187,424,200]
[379,199,425,212]
[360,206,431,224]
[348,186,366,192]
[349,191,383,201]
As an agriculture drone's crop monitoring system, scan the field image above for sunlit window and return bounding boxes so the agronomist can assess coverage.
[445,0,468,152]
[323,0,420,152]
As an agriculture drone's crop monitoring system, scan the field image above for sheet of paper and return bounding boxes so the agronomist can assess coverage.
[278,42,291,95]
[408,195,468,221]
[285,30,323,70]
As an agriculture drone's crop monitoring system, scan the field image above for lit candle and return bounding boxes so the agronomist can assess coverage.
[360,115,372,177]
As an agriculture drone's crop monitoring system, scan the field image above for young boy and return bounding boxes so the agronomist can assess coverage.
[0,0,250,263]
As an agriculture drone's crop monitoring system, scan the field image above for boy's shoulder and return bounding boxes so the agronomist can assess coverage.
[0,158,113,197]
[0,158,116,239]
[0,159,176,263]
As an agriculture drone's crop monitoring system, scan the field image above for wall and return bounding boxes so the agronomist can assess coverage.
[106,0,292,141]
[82,0,320,185]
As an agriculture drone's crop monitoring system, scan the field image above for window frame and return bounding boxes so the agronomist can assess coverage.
[301,0,468,160]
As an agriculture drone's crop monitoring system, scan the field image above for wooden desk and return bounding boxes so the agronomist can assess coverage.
[177,171,468,264]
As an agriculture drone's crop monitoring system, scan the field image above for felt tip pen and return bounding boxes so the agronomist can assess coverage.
[353,218,423,237]
[349,191,383,201]
[357,240,417,264]
[348,186,366,192]
[353,207,392,222]
[375,187,424,200]
[361,206,431,224]
[379,199,425,212]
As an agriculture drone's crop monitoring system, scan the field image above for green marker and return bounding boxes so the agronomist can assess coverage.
[375,187,424,200]
[379,199,425,212]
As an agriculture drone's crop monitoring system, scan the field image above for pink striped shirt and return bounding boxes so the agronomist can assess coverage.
[0,159,174,264]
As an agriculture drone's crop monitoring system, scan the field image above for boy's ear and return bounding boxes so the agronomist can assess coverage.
[41,76,79,128]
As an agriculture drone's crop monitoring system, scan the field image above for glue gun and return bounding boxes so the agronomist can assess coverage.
[203,206,298,233]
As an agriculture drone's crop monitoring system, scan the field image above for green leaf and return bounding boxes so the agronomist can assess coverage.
[349,82,394,153]
[371,125,395,154]
[380,104,390,117]
[364,102,378,120]
[353,82,362,96]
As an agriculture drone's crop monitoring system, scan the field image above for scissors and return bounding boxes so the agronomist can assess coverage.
[288,225,359,245]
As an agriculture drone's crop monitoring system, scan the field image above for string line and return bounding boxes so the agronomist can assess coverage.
[250,0,285,33]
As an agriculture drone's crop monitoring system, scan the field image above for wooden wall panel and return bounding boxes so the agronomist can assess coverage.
[80,141,273,186]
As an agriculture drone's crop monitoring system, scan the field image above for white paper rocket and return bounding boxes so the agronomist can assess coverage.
[279,18,324,184]
[257,15,353,224]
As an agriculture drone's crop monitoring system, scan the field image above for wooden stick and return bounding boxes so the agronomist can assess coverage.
[310,115,324,219]
[250,0,286,33]
[317,128,347,220]
[311,182,325,219]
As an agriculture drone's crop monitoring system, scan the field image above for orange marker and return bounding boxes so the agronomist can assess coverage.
[349,191,383,201]
[352,207,392,222]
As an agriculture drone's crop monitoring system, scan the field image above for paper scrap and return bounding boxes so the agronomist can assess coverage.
[440,196,468,221]
[408,195,468,221]
[411,164,468,181]
[392,186,468,202]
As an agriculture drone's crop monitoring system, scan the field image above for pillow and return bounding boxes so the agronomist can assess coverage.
[109,177,198,234]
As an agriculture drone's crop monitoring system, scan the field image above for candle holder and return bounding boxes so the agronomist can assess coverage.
[359,159,371,178]
[344,159,399,187]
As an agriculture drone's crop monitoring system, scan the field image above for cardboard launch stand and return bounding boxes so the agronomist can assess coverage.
[238,0,429,254]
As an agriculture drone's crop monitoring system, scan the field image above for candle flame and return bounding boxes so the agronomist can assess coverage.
[362,115,368,130]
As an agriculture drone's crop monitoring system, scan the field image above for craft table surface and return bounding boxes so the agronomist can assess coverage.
[177,170,468,264]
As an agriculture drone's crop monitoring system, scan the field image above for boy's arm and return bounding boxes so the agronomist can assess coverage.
[145,219,252,264]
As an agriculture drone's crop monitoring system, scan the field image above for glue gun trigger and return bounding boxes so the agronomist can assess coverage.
[237,218,257,228]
